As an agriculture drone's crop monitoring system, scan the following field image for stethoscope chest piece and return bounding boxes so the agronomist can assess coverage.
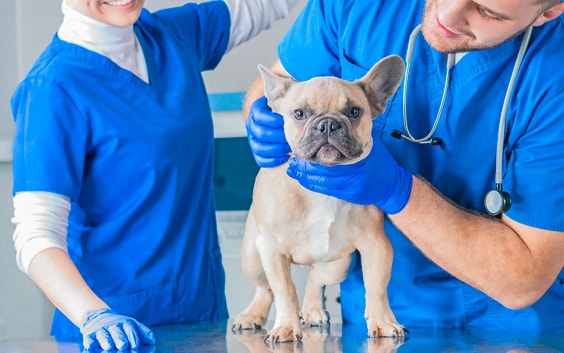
[484,188,512,216]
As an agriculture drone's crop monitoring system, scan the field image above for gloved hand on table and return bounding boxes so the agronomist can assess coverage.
[286,135,413,215]
[80,308,155,351]
[246,96,291,168]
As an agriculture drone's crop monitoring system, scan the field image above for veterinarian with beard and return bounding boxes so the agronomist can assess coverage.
[10,0,300,350]
[244,0,564,332]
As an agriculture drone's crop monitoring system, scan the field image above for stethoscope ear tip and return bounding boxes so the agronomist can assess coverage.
[391,130,403,139]
[391,130,443,146]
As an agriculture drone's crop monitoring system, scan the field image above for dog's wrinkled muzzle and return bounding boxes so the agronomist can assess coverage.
[295,115,363,165]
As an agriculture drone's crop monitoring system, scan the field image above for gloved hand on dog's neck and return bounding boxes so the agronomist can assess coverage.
[246,95,413,215]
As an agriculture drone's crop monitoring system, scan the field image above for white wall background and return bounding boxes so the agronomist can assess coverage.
[0,0,306,340]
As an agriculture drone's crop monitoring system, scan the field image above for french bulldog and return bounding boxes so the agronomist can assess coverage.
[232,55,406,343]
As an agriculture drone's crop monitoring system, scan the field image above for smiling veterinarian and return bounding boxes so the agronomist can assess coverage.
[10,0,300,350]
[243,0,564,332]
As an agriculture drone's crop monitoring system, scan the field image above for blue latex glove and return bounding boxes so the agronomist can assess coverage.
[80,308,155,351]
[246,96,291,168]
[286,136,413,214]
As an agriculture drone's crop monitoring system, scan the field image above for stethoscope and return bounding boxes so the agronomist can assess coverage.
[392,24,533,216]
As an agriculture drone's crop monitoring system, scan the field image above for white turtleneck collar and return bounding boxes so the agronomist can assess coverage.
[57,0,149,82]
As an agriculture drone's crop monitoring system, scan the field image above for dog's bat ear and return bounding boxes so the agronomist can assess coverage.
[258,64,296,105]
[356,55,405,117]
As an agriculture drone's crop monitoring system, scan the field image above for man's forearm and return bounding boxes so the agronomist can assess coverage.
[389,176,564,309]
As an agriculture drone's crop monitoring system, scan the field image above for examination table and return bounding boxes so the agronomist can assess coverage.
[0,319,563,352]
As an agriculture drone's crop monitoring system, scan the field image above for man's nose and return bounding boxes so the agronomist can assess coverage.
[437,0,471,29]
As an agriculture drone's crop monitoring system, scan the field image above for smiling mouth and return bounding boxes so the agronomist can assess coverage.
[103,0,134,6]
[434,16,459,38]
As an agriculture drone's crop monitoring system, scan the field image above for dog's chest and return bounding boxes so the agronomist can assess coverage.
[287,197,353,264]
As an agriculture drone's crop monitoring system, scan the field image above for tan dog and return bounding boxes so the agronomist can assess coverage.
[232,55,406,343]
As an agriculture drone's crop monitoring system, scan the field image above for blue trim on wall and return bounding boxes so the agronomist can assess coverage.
[208,91,246,112]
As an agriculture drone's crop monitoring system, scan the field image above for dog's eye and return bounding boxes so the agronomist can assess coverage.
[348,106,361,119]
[294,109,307,120]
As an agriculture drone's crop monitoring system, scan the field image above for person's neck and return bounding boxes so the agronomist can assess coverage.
[57,0,148,82]
[58,1,136,55]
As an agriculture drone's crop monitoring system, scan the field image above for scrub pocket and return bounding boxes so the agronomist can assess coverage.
[339,51,369,82]
[50,282,176,340]
[103,280,178,326]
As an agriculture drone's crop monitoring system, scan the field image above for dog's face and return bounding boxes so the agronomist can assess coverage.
[259,55,405,166]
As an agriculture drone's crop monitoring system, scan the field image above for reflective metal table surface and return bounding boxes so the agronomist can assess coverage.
[1,320,563,353]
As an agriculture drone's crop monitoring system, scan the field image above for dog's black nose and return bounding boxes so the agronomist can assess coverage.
[317,118,342,134]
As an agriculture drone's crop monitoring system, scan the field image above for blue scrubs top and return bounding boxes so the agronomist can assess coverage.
[11,2,231,339]
[279,0,564,332]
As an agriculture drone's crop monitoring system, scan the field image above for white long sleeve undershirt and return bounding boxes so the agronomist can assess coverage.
[223,0,301,52]
[12,192,71,274]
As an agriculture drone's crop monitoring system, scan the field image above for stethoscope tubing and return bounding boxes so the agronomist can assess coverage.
[402,24,453,143]
[396,24,533,215]
[494,26,532,187]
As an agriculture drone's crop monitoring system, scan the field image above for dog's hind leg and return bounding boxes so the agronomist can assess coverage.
[232,208,274,331]
[301,255,351,327]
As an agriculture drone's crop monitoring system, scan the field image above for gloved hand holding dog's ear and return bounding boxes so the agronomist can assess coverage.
[286,135,413,215]
[246,96,291,167]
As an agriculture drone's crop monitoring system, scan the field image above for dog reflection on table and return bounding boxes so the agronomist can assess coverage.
[231,325,405,353]
[232,55,407,343]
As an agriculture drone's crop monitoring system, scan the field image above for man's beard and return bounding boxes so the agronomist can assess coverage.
[419,0,530,54]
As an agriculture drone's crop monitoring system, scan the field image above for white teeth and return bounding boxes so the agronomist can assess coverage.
[104,0,133,5]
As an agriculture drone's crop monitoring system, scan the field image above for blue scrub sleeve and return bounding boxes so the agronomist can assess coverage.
[148,1,230,72]
[12,80,87,200]
[278,0,343,81]
[505,90,564,231]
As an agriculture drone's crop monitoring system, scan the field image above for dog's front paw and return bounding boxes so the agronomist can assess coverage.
[264,325,303,343]
[232,312,268,331]
[365,315,407,339]
[301,307,330,327]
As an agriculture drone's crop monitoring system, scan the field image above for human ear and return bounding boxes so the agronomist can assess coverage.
[532,3,564,26]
